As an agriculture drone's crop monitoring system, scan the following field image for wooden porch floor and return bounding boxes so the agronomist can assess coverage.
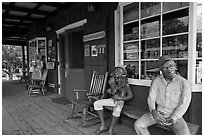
[2,80,136,135]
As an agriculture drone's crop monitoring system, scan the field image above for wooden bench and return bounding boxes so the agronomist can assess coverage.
[105,104,199,135]
[104,83,199,135]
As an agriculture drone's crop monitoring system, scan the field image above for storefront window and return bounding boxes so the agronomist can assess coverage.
[141,38,160,59]
[124,22,139,41]
[123,2,139,23]
[163,2,189,13]
[175,60,188,79]
[124,61,139,79]
[162,8,189,35]
[141,2,161,18]
[120,2,202,81]
[196,3,202,58]
[123,42,139,60]
[162,34,188,58]
[141,61,160,80]
[196,2,202,84]
[141,16,160,39]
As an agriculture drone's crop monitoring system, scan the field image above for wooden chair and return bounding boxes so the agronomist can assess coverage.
[68,71,108,127]
[28,69,48,96]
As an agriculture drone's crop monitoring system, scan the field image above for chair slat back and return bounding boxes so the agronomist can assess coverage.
[89,71,108,99]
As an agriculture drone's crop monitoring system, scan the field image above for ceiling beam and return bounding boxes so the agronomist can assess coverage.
[2,39,27,46]
[33,2,70,9]
[3,14,43,22]
[2,21,31,26]
[2,3,52,16]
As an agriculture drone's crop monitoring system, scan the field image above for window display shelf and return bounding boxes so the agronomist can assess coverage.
[28,37,47,66]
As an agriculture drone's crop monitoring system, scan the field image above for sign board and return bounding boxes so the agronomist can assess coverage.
[83,30,105,42]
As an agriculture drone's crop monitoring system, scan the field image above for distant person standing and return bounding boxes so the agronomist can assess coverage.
[134,55,192,135]
[32,54,43,79]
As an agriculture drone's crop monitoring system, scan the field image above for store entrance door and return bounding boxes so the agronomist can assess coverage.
[58,27,85,100]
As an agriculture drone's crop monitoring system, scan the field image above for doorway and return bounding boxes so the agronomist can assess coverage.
[58,26,86,100]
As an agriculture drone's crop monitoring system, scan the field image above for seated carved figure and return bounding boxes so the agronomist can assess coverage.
[94,66,133,135]
[134,55,192,135]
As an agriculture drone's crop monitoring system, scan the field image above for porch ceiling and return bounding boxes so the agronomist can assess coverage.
[2,2,72,46]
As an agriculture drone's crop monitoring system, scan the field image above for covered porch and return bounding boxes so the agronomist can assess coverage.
[2,80,136,135]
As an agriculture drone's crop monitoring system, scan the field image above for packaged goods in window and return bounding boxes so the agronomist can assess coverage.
[124,26,139,41]
[124,33,139,41]
[124,43,139,60]
[124,62,139,79]
[141,38,160,59]
[141,21,160,39]
[196,62,202,84]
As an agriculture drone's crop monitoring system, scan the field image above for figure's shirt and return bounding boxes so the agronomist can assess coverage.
[148,74,192,120]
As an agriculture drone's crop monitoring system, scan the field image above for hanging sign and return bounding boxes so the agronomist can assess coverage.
[83,30,105,42]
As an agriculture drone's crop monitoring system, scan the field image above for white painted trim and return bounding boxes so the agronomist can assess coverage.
[128,79,202,92]
[188,3,197,84]
[192,84,202,92]
[128,78,151,87]
[115,6,120,67]
[56,19,87,34]
[57,35,61,95]
[56,19,87,95]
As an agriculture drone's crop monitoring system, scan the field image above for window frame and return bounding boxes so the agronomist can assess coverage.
[115,2,202,92]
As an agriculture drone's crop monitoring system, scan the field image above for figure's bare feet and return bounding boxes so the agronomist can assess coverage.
[95,125,108,134]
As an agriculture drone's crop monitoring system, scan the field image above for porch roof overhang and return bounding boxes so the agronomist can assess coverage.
[2,2,73,46]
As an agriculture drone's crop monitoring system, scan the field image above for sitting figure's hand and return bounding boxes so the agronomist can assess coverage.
[161,117,175,126]
[151,110,166,125]
[107,88,117,95]
[107,88,112,94]
[112,94,122,101]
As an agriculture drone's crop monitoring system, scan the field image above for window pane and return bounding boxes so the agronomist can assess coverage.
[175,60,188,79]
[123,3,139,23]
[163,2,189,12]
[196,4,202,58]
[196,33,202,57]
[124,22,139,41]
[124,61,139,79]
[141,16,160,39]
[163,8,189,35]
[141,61,160,80]
[162,34,188,58]
[124,42,139,60]
[141,2,161,18]
[196,60,202,84]
[141,38,160,59]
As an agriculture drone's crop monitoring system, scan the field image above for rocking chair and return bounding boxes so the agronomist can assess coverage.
[28,69,48,96]
[68,71,108,127]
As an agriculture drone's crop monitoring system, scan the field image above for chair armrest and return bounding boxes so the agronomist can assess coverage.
[87,92,101,96]
[74,89,89,99]
[73,89,89,92]
[31,79,43,82]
